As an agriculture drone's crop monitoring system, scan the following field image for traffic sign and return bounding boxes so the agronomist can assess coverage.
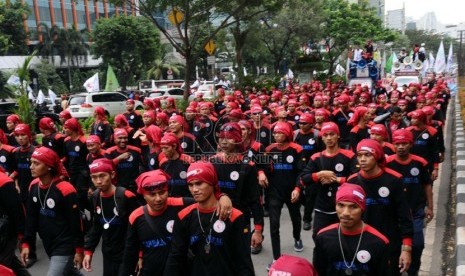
[207,56,216,65]
[205,40,216,55]
[168,8,184,25]
[167,69,173,75]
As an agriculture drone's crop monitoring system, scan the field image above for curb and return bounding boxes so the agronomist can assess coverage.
[456,94,465,276]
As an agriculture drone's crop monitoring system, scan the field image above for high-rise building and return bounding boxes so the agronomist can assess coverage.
[21,0,137,41]
[367,0,385,22]
[417,12,438,32]
[386,8,405,33]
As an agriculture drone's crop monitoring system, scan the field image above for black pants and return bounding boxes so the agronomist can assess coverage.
[269,196,301,260]
[302,185,318,223]
[103,257,122,276]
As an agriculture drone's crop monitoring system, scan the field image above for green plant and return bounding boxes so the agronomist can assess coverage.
[14,51,37,132]
[79,116,94,134]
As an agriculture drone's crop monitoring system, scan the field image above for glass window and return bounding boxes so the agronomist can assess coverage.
[69,96,86,105]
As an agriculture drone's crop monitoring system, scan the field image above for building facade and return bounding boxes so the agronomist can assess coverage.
[21,0,137,41]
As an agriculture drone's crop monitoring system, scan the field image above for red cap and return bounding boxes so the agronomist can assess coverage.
[336,183,366,212]
[64,118,84,135]
[408,110,426,122]
[14,124,31,138]
[160,132,182,154]
[136,169,170,194]
[89,158,114,174]
[143,110,156,121]
[392,129,413,144]
[299,113,315,124]
[39,117,56,131]
[86,135,101,144]
[187,161,220,198]
[115,114,129,127]
[6,114,21,124]
[218,122,243,144]
[32,147,68,177]
[273,122,293,141]
[268,255,317,276]
[370,124,388,139]
[59,110,72,120]
[320,122,340,136]
[250,105,263,114]
[114,128,128,138]
[357,139,385,165]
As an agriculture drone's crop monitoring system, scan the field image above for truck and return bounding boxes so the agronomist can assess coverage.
[348,59,379,93]
[392,57,423,88]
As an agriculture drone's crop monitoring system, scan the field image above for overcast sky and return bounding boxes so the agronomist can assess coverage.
[385,0,463,26]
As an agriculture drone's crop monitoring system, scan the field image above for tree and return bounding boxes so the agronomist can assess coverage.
[0,0,29,55]
[146,59,183,80]
[91,16,162,90]
[35,60,68,94]
[256,0,323,75]
[318,0,397,75]
[54,28,89,92]
[113,0,272,99]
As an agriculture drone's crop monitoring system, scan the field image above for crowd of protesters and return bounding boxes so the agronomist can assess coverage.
[0,72,451,275]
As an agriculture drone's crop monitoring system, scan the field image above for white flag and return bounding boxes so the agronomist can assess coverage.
[6,75,20,86]
[37,90,45,104]
[422,59,429,77]
[28,90,34,100]
[429,52,435,69]
[243,67,248,77]
[286,69,294,80]
[83,73,99,92]
[446,43,454,73]
[48,89,57,106]
[434,41,446,73]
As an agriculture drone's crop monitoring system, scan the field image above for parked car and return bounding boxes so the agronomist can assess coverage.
[66,92,143,119]
[194,83,231,99]
[147,88,195,101]
[0,100,60,133]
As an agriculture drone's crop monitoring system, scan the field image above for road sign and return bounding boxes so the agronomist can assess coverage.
[167,69,173,75]
[205,40,216,55]
[207,56,216,65]
[168,8,184,25]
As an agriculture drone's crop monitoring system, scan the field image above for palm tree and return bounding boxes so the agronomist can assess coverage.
[146,59,183,80]
[53,28,89,92]
[37,23,60,63]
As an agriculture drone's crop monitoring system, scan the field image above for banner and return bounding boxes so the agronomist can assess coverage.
[429,52,435,69]
[384,52,393,75]
[434,41,446,73]
[83,73,99,92]
[105,65,119,92]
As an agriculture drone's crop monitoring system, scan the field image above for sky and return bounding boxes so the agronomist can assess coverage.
[385,0,463,25]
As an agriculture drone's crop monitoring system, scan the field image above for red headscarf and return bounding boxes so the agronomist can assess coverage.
[136,169,170,194]
[187,161,220,199]
[356,138,385,165]
[31,147,68,177]
[336,183,366,212]
[64,118,84,135]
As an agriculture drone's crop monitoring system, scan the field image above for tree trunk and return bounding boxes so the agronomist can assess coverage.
[183,55,192,101]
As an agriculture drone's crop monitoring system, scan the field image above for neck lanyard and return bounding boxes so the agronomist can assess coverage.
[197,206,216,254]
[100,190,118,230]
[338,222,365,275]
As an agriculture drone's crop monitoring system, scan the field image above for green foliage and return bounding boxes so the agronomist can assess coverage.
[14,51,37,132]
[35,60,68,94]
[91,16,162,91]
[0,0,29,55]
[146,59,184,80]
[318,0,397,74]
[401,29,458,55]
[79,116,94,134]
